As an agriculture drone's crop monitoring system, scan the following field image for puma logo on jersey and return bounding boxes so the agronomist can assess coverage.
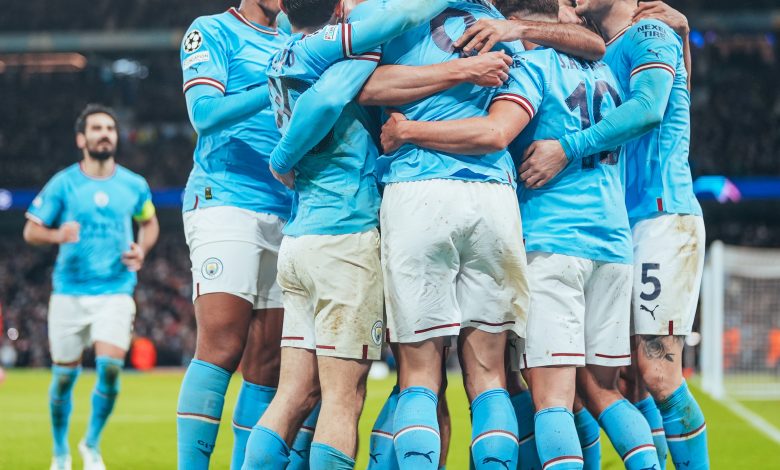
[369,452,381,463]
[640,304,659,319]
[290,448,307,458]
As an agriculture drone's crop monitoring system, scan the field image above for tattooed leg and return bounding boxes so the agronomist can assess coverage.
[635,335,686,401]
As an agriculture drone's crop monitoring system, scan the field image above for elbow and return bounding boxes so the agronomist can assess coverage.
[586,42,606,62]
[641,108,665,131]
[22,222,38,245]
[480,128,513,153]
[357,86,379,106]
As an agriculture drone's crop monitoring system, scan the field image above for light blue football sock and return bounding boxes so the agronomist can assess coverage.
[243,424,290,469]
[289,401,321,470]
[471,389,519,469]
[84,356,124,450]
[49,365,81,457]
[369,385,400,470]
[574,408,601,470]
[657,381,709,470]
[510,391,541,470]
[310,442,354,470]
[393,386,440,470]
[176,359,231,470]
[535,407,583,469]
[598,399,659,470]
[230,381,276,470]
[635,395,668,469]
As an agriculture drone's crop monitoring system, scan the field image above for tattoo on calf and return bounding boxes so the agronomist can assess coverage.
[641,335,684,363]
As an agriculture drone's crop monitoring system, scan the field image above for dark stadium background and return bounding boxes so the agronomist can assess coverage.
[0,0,778,368]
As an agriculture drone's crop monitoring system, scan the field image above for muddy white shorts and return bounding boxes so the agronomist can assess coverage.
[381,179,530,344]
[277,229,384,360]
[183,206,285,310]
[631,214,706,336]
[48,294,136,363]
[521,253,633,368]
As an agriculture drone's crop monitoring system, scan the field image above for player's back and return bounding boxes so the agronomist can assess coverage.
[379,0,521,185]
[27,164,152,295]
[605,19,701,225]
[181,8,292,218]
[512,48,632,264]
[266,28,381,237]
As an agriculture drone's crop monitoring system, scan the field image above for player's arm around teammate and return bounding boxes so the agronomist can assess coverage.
[24,104,158,470]
[525,1,709,468]
[455,0,606,59]
[176,3,295,470]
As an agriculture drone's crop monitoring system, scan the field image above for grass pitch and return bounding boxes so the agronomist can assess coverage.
[0,369,778,469]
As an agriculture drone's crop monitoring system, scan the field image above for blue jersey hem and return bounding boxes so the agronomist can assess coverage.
[524,244,632,265]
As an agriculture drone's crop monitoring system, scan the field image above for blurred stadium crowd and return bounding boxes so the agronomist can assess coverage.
[0,0,778,366]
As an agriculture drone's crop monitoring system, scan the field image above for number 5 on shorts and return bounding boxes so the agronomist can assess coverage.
[640,263,661,301]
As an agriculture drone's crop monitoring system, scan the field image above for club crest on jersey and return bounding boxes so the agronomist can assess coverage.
[323,24,338,41]
[201,257,223,280]
[183,30,203,54]
[93,191,109,208]
[371,320,383,346]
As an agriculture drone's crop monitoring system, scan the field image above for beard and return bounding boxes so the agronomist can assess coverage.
[87,140,115,161]
[88,149,114,161]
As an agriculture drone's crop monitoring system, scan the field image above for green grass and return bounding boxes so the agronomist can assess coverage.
[0,370,778,469]
[741,399,780,430]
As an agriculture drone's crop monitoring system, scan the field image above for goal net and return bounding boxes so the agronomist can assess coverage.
[701,241,780,399]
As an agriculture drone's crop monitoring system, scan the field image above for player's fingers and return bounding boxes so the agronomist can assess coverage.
[524,173,542,188]
[454,22,482,48]
[478,36,501,55]
[501,53,513,66]
[498,72,509,83]
[463,30,492,54]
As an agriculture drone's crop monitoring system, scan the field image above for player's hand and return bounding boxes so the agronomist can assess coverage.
[56,221,80,244]
[559,3,585,25]
[574,0,592,18]
[270,166,295,190]
[380,110,409,153]
[519,140,569,189]
[121,242,145,272]
[460,51,512,87]
[454,19,517,56]
[632,1,689,36]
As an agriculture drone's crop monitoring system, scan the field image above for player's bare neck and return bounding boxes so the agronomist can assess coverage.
[591,2,633,43]
[81,156,116,179]
[237,1,273,27]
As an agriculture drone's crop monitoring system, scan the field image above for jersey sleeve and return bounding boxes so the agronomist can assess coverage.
[181,17,230,95]
[298,0,447,70]
[26,174,64,227]
[625,19,681,79]
[270,53,382,173]
[492,51,546,120]
[133,179,156,223]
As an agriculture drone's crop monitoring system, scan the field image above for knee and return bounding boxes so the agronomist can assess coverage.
[196,343,244,373]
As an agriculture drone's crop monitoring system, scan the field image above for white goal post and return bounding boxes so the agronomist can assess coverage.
[701,241,780,400]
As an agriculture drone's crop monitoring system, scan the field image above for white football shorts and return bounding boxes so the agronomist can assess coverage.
[183,206,284,310]
[277,229,384,360]
[521,253,633,368]
[631,214,706,336]
[48,294,136,363]
[381,179,530,344]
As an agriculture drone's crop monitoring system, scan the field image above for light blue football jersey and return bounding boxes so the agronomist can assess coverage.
[503,48,632,264]
[605,19,701,225]
[377,0,523,186]
[180,7,292,218]
[266,6,383,236]
[26,163,155,296]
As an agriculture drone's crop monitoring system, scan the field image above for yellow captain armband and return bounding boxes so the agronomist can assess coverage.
[133,199,156,223]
